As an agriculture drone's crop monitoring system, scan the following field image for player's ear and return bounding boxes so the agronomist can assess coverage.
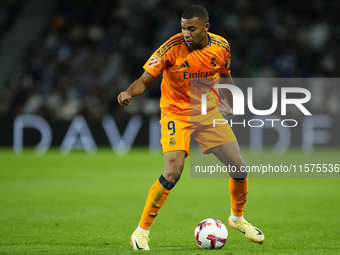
[204,22,210,32]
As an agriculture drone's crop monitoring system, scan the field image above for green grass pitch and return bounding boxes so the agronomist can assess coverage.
[0,147,340,254]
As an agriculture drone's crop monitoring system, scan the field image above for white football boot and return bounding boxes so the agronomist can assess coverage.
[130,229,150,250]
[228,214,265,244]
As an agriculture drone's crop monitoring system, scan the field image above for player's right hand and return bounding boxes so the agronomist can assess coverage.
[117,91,132,107]
[217,99,233,116]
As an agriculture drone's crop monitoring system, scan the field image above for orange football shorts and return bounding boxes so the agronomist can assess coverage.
[160,108,237,156]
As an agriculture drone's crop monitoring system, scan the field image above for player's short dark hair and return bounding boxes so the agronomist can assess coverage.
[182,5,209,23]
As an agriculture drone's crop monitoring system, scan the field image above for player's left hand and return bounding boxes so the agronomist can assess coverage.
[217,99,233,117]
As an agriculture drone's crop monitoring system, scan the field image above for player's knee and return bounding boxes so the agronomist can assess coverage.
[165,164,184,184]
[163,157,184,185]
[163,151,185,185]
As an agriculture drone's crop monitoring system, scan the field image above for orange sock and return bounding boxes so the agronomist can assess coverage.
[229,177,248,217]
[139,178,171,230]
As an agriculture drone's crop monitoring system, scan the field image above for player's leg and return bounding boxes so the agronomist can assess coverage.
[130,112,190,250]
[209,141,248,215]
[210,142,265,244]
[130,150,186,250]
[139,150,186,230]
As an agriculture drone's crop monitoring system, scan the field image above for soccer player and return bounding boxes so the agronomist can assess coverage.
[117,5,265,250]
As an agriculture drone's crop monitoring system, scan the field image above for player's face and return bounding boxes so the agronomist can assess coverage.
[181,17,209,50]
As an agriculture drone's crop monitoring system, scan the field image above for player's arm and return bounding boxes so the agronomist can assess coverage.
[217,73,233,116]
[218,73,233,108]
[117,70,155,107]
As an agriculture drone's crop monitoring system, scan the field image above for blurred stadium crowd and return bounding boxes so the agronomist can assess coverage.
[0,0,23,44]
[0,0,339,121]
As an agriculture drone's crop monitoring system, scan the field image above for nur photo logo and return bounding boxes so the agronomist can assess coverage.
[199,83,312,128]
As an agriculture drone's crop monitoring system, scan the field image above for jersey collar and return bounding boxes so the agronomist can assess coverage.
[207,33,211,46]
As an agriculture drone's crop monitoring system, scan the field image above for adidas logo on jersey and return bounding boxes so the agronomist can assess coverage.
[180,61,190,68]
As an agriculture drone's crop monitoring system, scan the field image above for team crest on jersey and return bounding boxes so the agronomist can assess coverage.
[210,57,217,67]
[169,137,176,146]
[147,57,160,68]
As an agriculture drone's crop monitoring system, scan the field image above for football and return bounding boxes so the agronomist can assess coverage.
[194,218,228,249]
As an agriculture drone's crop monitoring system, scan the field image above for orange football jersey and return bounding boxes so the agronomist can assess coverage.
[143,32,231,115]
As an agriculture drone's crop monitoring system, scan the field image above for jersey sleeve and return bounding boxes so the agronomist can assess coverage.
[143,51,166,77]
[218,44,231,75]
[143,35,182,77]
